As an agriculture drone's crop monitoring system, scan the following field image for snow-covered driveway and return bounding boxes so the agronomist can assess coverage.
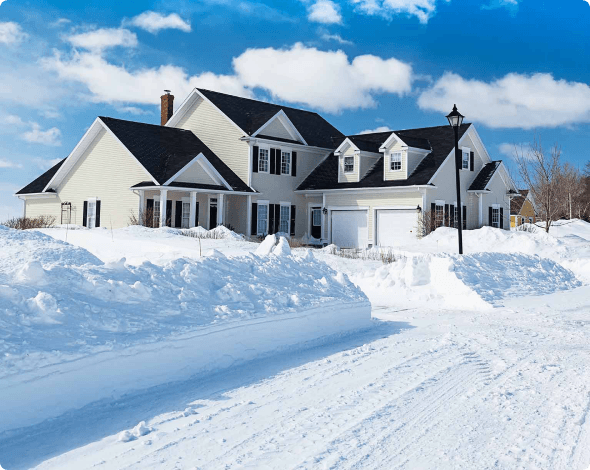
[3,285,588,470]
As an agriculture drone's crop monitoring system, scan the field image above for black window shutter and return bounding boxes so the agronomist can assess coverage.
[290,205,296,236]
[444,204,449,226]
[489,206,493,226]
[251,203,257,235]
[430,202,436,232]
[166,200,172,227]
[292,152,297,177]
[252,146,259,173]
[195,201,199,227]
[95,200,101,228]
[463,206,467,230]
[270,149,276,175]
[500,207,504,229]
[275,204,281,233]
[175,201,182,227]
[450,204,455,228]
[268,204,275,234]
[275,149,281,175]
[83,201,88,227]
[470,151,475,171]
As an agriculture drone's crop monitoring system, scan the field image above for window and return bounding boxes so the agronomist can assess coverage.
[529,217,533,224]
[87,199,96,228]
[281,151,291,175]
[181,202,190,228]
[153,200,161,227]
[492,207,500,228]
[344,156,354,173]
[312,209,322,226]
[390,152,402,171]
[61,202,71,225]
[259,148,269,173]
[279,205,290,233]
[257,203,268,235]
[462,150,469,170]
[435,203,444,228]
[454,205,459,229]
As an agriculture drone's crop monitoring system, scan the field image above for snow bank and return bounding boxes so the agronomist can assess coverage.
[0,227,370,433]
[348,252,581,310]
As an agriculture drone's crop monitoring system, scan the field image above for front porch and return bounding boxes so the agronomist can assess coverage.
[131,183,251,233]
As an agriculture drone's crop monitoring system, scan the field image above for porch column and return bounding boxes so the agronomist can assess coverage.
[160,189,168,228]
[217,193,224,226]
[246,195,252,237]
[478,194,483,227]
[138,190,145,222]
[189,191,197,228]
[321,192,326,242]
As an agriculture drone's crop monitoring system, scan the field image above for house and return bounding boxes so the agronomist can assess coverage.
[510,189,537,227]
[16,88,517,248]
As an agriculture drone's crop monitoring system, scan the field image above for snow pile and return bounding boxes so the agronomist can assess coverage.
[348,252,581,310]
[0,227,370,433]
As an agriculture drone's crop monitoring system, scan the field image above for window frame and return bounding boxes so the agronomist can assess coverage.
[343,155,355,173]
[390,151,402,171]
[435,200,445,229]
[153,197,161,228]
[61,202,71,225]
[312,208,322,227]
[181,197,190,229]
[257,200,269,236]
[279,203,291,234]
[281,150,291,175]
[87,197,97,229]
[492,204,500,228]
[258,147,270,173]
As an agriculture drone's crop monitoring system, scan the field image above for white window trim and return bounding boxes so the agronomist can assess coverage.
[280,149,291,176]
[343,155,355,174]
[256,200,269,236]
[181,197,191,229]
[492,204,501,228]
[390,151,402,172]
[258,145,270,174]
[279,201,291,235]
[87,197,97,229]
[461,147,471,170]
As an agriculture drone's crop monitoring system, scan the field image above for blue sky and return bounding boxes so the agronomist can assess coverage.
[1,0,590,217]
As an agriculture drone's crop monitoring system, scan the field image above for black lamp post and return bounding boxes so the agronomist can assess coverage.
[446,104,464,255]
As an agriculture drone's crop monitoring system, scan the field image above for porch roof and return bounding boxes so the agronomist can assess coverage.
[131,181,256,195]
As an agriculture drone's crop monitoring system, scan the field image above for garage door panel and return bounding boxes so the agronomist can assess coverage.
[331,210,368,248]
[377,210,417,248]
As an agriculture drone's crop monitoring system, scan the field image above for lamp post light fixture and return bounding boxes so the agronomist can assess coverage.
[446,104,464,255]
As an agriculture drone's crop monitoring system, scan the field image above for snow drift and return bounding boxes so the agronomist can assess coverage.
[0,228,370,433]
[349,252,581,310]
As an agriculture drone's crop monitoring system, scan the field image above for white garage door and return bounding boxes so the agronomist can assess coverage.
[331,210,368,248]
[377,209,418,248]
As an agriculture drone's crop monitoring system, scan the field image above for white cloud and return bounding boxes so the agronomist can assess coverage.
[40,109,61,119]
[22,123,62,146]
[117,106,153,115]
[351,0,439,24]
[233,43,413,113]
[498,142,532,160]
[308,0,342,24]
[0,158,22,168]
[3,114,26,126]
[128,11,192,34]
[320,32,353,45]
[358,125,392,134]
[0,22,27,44]
[67,28,138,52]
[32,157,63,170]
[43,51,252,105]
[0,0,9,6]
[418,72,590,129]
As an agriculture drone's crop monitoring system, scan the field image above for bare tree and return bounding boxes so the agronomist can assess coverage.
[557,163,587,220]
[515,138,562,233]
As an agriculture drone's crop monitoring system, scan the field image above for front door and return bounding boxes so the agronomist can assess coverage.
[209,198,218,229]
[310,207,322,239]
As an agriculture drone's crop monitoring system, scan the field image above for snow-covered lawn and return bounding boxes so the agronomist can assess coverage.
[1,220,590,469]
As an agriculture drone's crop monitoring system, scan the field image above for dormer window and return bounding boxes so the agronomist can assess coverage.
[344,156,354,173]
[390,152,402,171]
[462,149,469,169]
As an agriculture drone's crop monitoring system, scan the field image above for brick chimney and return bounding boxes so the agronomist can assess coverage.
[160,90,174,125]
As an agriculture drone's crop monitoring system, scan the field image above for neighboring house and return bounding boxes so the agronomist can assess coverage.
[16,89,517,248]
[510,189,537,227]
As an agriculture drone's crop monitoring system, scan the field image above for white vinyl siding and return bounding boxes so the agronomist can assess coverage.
[176,95,250,183]
[259,117,296,141]
[24,127,150,229]
[174,160,220,185]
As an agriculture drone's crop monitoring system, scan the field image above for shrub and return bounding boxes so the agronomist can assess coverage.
[334,247,397,265]
[128,207,157,227]
[416,209,435,238]
[2,215,56,230]
[515,224,538,233]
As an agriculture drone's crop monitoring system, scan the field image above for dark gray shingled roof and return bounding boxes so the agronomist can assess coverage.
[100,117,254,193]
[131,181,229,192]
[468,161,502,191]
[344,131,431,154]
[198,88,344,149]
[16,158,65,195]
[297,124,471,191]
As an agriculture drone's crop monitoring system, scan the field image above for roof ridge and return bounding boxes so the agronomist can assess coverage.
[99,116,192,132]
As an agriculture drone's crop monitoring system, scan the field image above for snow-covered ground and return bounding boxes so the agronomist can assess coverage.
[1,220,590,469]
